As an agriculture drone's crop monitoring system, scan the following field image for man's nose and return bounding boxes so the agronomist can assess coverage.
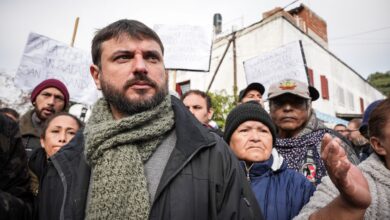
[282,103,293,111]
[47,96,55,106]
[133,54,147,74]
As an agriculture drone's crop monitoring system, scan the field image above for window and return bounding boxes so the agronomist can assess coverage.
[176,80,190,97]
[360,98,364,113]
[320,75,329,100]
[307,68,314,86]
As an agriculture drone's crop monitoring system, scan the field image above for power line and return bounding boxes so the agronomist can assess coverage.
[331,26,390,41]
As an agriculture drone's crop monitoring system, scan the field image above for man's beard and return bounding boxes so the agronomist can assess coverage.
[100,73,168,115]
[35,106,55,121]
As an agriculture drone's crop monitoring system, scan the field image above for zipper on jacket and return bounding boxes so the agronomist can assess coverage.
[245,163,254,182]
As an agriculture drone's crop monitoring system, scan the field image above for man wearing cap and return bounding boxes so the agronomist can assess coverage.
[238,82,265,106]
[268,78,359,185]
[19,78,70,158]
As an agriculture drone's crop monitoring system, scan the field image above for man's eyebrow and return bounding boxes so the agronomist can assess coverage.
[144,50,163,57]
[111,50,134,56]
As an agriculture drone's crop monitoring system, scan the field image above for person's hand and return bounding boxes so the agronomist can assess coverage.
[321,134,371,209]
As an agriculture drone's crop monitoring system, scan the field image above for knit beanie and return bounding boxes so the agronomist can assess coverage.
[224,101,276,145]
[31,79,69,109]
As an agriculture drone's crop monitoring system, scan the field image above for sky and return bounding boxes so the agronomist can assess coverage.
[1,0,389,79]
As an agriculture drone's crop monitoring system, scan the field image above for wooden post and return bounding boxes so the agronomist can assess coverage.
[70,17,80,47]
[232,32,238,104]
[171,69,177,91]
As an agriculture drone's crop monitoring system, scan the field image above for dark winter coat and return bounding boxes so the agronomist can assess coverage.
[29,131,90,220]
[82,96,262,219]
[19,109,42,158]
[150,97,262,219]
[0,113,33,219]
[246,150,315,220]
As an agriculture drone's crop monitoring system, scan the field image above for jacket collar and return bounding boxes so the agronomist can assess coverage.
[19,109,41,137]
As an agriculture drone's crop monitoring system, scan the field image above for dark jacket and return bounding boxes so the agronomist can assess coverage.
[245,150,315,220]
[148,97,262,219]
[77,96,261,219]
[0,114,33,219]
[19,109,42,158]
[29,131,90,220]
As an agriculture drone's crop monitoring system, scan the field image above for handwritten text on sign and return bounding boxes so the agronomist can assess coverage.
[243,41,308,98]
[15,32,99,105]
[154,24,212,71]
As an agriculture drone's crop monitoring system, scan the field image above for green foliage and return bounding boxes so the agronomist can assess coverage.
[208,90,236,130]
[367,71,390,97]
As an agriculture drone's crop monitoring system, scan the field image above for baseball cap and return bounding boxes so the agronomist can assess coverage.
[268,79,319,101]
[238,82,265,102]
[359,99,384,137]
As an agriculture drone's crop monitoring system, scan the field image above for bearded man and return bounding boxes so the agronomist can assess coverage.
[84,19,262,220]
[19,79,69,158]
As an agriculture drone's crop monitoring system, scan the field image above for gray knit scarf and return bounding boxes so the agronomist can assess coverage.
[84,95,174,219]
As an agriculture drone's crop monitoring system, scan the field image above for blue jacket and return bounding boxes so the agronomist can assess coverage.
[245,150,315,220]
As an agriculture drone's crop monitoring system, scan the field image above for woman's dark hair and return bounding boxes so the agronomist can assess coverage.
[368,98,390,140]
[41,112,84,139]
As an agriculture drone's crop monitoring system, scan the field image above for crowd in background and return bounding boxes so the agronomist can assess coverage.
[1,19,389,220]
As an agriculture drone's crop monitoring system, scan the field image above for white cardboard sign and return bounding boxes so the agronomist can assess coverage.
[243,41,308,98]
[15,32,99,105]
[154,24,212,71]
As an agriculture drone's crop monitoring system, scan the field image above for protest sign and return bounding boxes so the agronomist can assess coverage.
[243,41,308,98]
[154,24,212,71]
[15,32,99,105]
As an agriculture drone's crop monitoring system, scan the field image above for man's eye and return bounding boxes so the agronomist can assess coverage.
[115,55,131,61]
[145,52,161,63]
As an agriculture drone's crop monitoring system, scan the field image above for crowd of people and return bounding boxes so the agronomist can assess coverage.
[0,19,389,220]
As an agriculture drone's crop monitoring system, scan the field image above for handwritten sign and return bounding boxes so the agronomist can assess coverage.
[243,41,308,98]
[14,32,99,105]
[154,24,212,71]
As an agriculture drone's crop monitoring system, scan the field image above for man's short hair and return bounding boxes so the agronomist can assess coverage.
[181,90,212,110]
[348,118,362,128]
[334,124,346,130]
[91,19,164,68]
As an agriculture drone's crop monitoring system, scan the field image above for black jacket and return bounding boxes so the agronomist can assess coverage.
[19,109,42,158]
[148,97,262,219]
[0,114,33,220]
[29,131,90,220]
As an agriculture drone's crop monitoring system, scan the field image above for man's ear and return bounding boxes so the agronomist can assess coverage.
[370,136,387,156]
[40,138,45,149]
[90,64,102,90]
[208,108,214,120]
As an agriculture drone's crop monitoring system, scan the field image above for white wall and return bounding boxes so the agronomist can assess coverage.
[174,15,385,116]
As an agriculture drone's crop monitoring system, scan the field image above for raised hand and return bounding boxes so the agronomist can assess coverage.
[321,133,371,209]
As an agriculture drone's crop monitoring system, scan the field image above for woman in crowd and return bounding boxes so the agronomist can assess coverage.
[29,112,90,220]
[295,98,390,219]
[224,101,315,220]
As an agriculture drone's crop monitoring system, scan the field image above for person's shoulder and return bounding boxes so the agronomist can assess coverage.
[0,113,19,137]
